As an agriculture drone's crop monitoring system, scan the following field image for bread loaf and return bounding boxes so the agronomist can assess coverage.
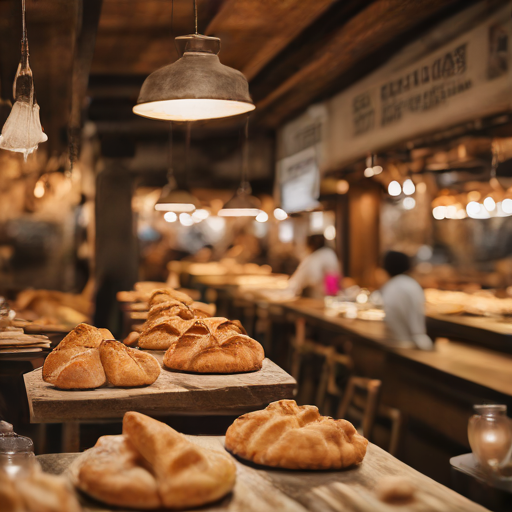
[138,317,195,350]
[72,412,236,509]
[163,317,264,373]
[99,339,160,387]
[149,289,193,306]
[42,324,109,390]
[225,400,368,470]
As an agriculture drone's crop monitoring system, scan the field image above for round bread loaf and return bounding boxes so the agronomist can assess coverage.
[225,400,368,470]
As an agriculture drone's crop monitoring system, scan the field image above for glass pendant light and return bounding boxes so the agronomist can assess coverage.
[133,0,255,122]
[219,118,261,217]
[155,123,201,212]
[0,0,47,161]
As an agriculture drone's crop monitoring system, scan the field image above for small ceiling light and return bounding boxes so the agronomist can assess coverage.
[502,198,512,214]
[403,197,415,210]
[155,123,201,213]
[364,167,374,178]
[219,117,260,217]
[466,201,481,216]
[484,197,496,212]
[388,181,401,196]
[133,1,254,122]
[255,211,268,223]
[432,206,446,220]
[179,212,194,226]
[324,225,336,240]
[372,165,383,175]
[164,212,177,222]
[403,179,415,195]
[33,179,45,198]
[273,208,288,220]
[336,179,349,194]
[192,209,210,221]
[0,0,47,161]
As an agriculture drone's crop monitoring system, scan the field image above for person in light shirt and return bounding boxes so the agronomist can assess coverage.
[381,251,433,350]
[288,234,341,299]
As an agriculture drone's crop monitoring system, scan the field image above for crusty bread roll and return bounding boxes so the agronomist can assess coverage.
[42,324,109,390]
[163,317,264,373]
[72,412,236,510]
[225,400,368,470]
[99,340,160,387]
[73,435,160,509]
[149,288,193,306]
[138,317,195,350]
[0,464,82,512]
[123,412,236,509]
[123,331,140,347]
[147,300,194,323]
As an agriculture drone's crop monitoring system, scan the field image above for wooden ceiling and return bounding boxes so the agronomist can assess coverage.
[0,0,481,159]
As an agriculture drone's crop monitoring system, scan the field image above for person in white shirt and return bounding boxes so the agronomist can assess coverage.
[288,235,341,299]
[380,251,434,350]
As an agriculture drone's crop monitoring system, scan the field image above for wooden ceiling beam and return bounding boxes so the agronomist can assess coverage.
[206,0,338,82]
[254,0,465,128]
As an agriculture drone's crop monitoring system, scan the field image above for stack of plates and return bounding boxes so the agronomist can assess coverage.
[0,328,51,354]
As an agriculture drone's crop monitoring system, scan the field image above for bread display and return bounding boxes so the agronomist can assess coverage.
[0,464,82,512]
[42,324,110,390]
[99,339,160,387]
[43,324,161,389]
[72,411,236,509]
[149,288,194,306]
[225,400,368,470]
[138,316,195,350]
[163,317,264,373]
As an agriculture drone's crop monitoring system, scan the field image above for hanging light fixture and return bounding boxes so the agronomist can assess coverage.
[155,123,201,212]
[133,0,255,122]
[219,118,261,217]
[0,0,47,161]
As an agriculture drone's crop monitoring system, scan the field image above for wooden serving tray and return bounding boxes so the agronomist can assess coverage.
[24,353,296,423]
[36,436,488,512]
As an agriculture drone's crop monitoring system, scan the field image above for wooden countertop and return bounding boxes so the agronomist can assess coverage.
[37,436,488,512]
[273,298,512,398]
[24,353,296,423]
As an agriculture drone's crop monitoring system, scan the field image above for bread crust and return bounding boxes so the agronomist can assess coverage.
[149,289,193,306]
[163,317,264,373]
[99,339,160,387]
[138,317,195,350]
[225,400,368,470]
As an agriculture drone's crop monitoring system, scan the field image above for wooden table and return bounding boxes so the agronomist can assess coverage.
[24,353,296,451]
[37,436,488,511]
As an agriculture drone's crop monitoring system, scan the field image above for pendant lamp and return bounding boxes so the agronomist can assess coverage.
[0,0,47,161]
[133,0,255,122]
[218,118,261,217]
[155,123,201,212]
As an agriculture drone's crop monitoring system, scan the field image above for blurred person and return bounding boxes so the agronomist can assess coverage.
[381,251,433,350]
[288,234,340,299]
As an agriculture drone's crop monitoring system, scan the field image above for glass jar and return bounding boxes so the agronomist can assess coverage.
[0,421,35,477]
[468,404,512,475]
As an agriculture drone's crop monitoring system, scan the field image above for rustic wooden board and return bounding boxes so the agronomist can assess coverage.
[24,354,296,423]
[37,436,488,512]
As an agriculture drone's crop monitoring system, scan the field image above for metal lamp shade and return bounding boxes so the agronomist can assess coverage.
[155,183,201,212]
[218,187,261,217]
[133,34,255,122]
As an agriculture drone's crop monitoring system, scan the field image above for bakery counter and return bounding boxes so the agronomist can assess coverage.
[38,436,488,512]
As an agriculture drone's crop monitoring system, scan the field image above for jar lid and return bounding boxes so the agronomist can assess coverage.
[0,424,34,454]
[474,404,507,416]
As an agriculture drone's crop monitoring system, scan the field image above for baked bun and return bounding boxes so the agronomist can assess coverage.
[72,412,236,509]
[147,300,194,323]
[99,340,160,387]
[0,464,82,512]
[138,316,195,350]
[149,289,193,306]
[163,317,264,373]
[72,435,160,509]
[42,324,109,389]
[225,400,368,470]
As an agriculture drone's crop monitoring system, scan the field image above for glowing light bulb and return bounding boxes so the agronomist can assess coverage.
[372,165,383,175]
[34,180,45,198]
[192,209,210,222]
[502,198,512,214]
[273,208,288,220]
[336,179,349,194]
[255,211,268,223]
[324,225,336,240]
[388,181,401,196]
[179,213,194,226]
[164,212,177,223]
[484,197,496,212]
[403,197,415,210]
[466,201,481,216]
[364,167,374,178]
[403,179,415,195]
[432,206,446,220]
